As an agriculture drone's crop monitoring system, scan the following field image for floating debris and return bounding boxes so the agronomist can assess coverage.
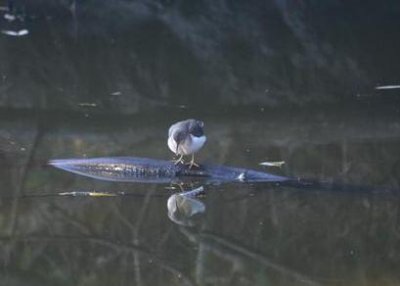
[4,13,16,21]
[259,161,285,168]
[110,91,122,96]
[237,172,246,182]
[78,102,97,107]
[179,186,204,197]
[58,191,119,197]
[375,85,400,90]
[17,30,29,36]
[1,29,29,37]
[87,192,119,197]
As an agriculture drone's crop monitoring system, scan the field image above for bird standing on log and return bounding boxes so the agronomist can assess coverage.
[167,119,206,168]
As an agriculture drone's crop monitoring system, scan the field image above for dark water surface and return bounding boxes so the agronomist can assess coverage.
[1,1,400,285]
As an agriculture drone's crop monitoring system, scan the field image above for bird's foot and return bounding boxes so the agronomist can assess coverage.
[186,160,200,169]
[186,154,200,169]
[173,159,184,165]
[173,154,185,165]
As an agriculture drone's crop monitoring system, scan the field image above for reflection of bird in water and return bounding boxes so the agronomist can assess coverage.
[167,186,206,226]
[168,119,206,168]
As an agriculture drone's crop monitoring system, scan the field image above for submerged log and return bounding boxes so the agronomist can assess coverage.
[49,157,289,184]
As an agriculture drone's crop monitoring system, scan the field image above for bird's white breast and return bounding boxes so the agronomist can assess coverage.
[168,135,206,155]
[187,135,206,154]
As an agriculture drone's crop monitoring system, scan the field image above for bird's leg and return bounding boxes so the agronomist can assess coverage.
[174,153,184,165]
[187,153,200,169]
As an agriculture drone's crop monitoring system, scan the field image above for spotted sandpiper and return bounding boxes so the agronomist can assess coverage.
[167,119,206,168]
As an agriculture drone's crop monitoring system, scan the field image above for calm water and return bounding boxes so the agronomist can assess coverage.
[1,1,400,285]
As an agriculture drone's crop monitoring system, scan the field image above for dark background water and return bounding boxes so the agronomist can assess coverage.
[1,0,400,285]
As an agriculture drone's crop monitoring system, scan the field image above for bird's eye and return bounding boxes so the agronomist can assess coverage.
[190,125,204,137]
